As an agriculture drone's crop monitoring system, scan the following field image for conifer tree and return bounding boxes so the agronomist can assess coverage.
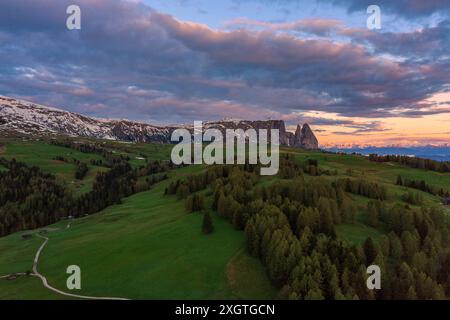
[364,237,378,265]
[202,211,214,234]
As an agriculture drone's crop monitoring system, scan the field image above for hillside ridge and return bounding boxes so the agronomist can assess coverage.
[0,95,319,149]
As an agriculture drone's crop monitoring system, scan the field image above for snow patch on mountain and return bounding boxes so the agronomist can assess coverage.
[0,95,319,149]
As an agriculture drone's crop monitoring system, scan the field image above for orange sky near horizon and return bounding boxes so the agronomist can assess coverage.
[293,92,450,147]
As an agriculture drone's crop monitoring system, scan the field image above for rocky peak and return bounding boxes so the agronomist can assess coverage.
[294,124,302,142]
[292,123,319,150]
[300,123,319,150]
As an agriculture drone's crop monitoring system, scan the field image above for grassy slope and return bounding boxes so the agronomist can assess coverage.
[291,149,449,191]
[0,139,105,196]
[0,231,42,275]
[0,141,448,299]
[291,148,450,209]
[0,276,73,300]
[0,165,275,300]
[287,148,450,244]
[0,139,175,196]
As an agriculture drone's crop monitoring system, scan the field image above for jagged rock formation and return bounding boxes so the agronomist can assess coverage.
[0,95,319,149]
[292,123,319,150]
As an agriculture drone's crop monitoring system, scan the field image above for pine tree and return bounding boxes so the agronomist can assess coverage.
[367,202,379,227]
[202,211,214,234]
[176,184,190,199]
[363,237,378,265]
[217,194,229,218]
[388,232,403,259]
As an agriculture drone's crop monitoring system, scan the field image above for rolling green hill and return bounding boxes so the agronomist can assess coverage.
[0,138,448,300]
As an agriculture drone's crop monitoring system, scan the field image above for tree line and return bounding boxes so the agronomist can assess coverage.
[165,156,450,299]
[0,142,178,236]
[396,175,449,197]
[369,154,449,173]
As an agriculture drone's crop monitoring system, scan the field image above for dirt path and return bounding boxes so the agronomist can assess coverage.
[1,222,130,300]
[0,273,26,279]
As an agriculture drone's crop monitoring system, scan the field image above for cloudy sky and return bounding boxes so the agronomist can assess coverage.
[0,0,449,147]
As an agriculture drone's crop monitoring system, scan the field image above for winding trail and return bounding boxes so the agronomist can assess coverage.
[0,273,26,279]
[1,222,130,300]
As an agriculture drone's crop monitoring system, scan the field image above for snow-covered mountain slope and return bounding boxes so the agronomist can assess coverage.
[0,95,319,148]
[0,96,174,142]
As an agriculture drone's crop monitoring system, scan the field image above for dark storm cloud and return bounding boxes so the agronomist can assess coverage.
[0,0,449,123]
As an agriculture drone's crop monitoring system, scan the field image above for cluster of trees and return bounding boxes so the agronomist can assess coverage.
[335,178,388,200]
[165,164,258,199]
[166,177,207,199]
[0,142,175,236]
[297,157,337,177]
[209,169,373,299]
[396,176,449,197]
[90,159,103,166]
[51,139,108,155]
[369,154,449,173]
[50,139,130,167]
[303,159,321,176]
[260,153,337,179]
[185,194,205,213]
[135,160,180,178]
[53,155,89,180]
[0,158,71,236]
[132,174,169,194]
[279,154,303,178]
[53,155,70,163]
[364,201,450,298]
[75,163,89,180]
[165,165,259,231]
[71,157,174,218]
[401,191,424,205]
[166,155,450,299]
[247,206,375,299]
[202,211,214,234]
[71,162,136,217]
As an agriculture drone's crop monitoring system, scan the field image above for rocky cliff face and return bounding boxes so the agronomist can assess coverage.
[203,119,292,146]
[0,96,319,149]
[292,123,319,149]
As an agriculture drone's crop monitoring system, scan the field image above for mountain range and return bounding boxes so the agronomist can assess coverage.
[327,146,450,162]
[0,96,319,149]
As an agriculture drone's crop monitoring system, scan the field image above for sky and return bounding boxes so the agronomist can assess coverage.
[0,0,449,147]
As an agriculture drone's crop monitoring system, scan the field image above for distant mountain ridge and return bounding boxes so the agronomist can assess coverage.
[0,95,319,149]
[327,146,450,162]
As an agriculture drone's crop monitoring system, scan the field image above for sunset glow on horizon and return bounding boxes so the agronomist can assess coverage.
[1,0,449,147]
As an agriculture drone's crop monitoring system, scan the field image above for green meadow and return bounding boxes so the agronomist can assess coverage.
[0,138,448,299]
